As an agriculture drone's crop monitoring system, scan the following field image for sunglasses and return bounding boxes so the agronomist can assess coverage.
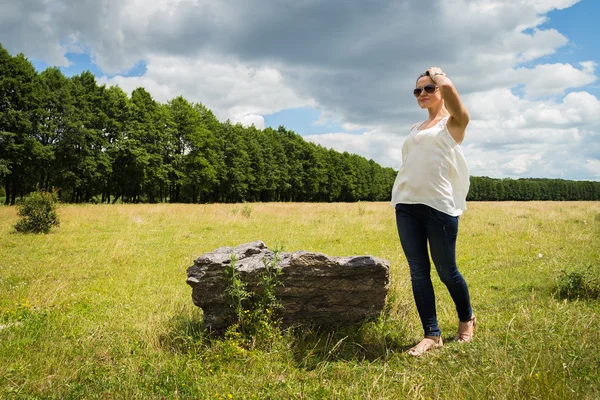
[413,84,437,97]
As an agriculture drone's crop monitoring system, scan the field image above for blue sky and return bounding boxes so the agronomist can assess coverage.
[536,0,599,96]
[32,53,148,80]
[3,0,599,179]
[541,0,599,64]
[263,108,355,136]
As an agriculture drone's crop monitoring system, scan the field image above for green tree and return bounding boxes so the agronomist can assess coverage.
[262,127,290,202]
[243,125,267,202]
[166,97,220,203]
[101,85,130,203]
[219,122,251,202]
[196,105,226,203]
[120,87,166,203]
[0,47,40,205]
[55,72,111,202]
[30,67,72,191]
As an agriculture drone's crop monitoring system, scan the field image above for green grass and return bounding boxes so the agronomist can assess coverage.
[1,202,599,399]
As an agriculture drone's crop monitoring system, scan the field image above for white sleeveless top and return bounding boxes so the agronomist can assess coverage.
[390,116,469,216]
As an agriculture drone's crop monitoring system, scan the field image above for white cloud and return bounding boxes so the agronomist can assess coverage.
[585,159,600,177]
[98,55,311,123]
[529,0,580,13]
[517,62,597,98]
[460,86,600,178]
[511,29,568,62]
[502,154,543,175]
[305,130,403,168]
[234,113,265,129]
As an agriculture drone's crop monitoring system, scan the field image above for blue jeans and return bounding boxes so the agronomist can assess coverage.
[395,203,472,337]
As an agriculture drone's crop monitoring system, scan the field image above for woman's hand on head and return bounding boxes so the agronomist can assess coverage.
[427,67,447,85]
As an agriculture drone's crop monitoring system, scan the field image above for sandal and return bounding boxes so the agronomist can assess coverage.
[408,336,443,357]
[456,315,476,343]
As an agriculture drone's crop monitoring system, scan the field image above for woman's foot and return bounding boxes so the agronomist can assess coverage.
[407,336,443,356]
[456,315,476,343]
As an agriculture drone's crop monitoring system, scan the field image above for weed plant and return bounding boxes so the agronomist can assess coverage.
[222,252,283,350]
[241,204,253,218]
[554,265,600,300]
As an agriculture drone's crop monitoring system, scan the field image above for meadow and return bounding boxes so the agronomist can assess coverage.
[0,201,599,399]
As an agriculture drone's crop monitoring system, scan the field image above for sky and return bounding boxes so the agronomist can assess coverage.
[1,0,599,180]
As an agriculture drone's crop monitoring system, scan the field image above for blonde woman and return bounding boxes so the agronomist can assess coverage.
[391,67,476,356]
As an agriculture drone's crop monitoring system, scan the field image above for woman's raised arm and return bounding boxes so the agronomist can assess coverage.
[427,67,470,144]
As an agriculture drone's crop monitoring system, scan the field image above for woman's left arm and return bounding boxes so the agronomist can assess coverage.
[428,67,470,144]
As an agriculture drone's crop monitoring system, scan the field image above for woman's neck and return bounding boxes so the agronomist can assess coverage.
[427,103,450,121]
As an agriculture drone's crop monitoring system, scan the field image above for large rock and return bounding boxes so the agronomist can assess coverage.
[186,241,390,330]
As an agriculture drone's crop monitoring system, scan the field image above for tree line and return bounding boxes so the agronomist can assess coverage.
[468,176,600,201]
[1,44,599,205]
[0,44,397,205]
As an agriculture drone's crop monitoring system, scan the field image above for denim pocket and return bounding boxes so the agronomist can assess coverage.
[428,207,458,228]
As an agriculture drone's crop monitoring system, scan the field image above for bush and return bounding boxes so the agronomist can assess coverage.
[14,188,60,234]
[554,266,600,300]
[241,204,253,218]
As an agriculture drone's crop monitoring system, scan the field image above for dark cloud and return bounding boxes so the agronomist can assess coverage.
[0,0,67,64]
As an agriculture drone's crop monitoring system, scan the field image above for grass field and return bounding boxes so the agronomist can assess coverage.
[1,201,599,399]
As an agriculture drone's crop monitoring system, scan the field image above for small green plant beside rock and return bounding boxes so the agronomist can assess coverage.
[14,188,60,234]
[223,252,283,348]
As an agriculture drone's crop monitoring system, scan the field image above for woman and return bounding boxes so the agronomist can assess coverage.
[391,66,475,356]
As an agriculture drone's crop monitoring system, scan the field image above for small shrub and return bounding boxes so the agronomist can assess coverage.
[554,266,600,300]
[357,201,366,216]
[241,204,253,218]
[222,252,283,349]
[223,254,251,324]
[14,188,60,234]
[232,204,253,218]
